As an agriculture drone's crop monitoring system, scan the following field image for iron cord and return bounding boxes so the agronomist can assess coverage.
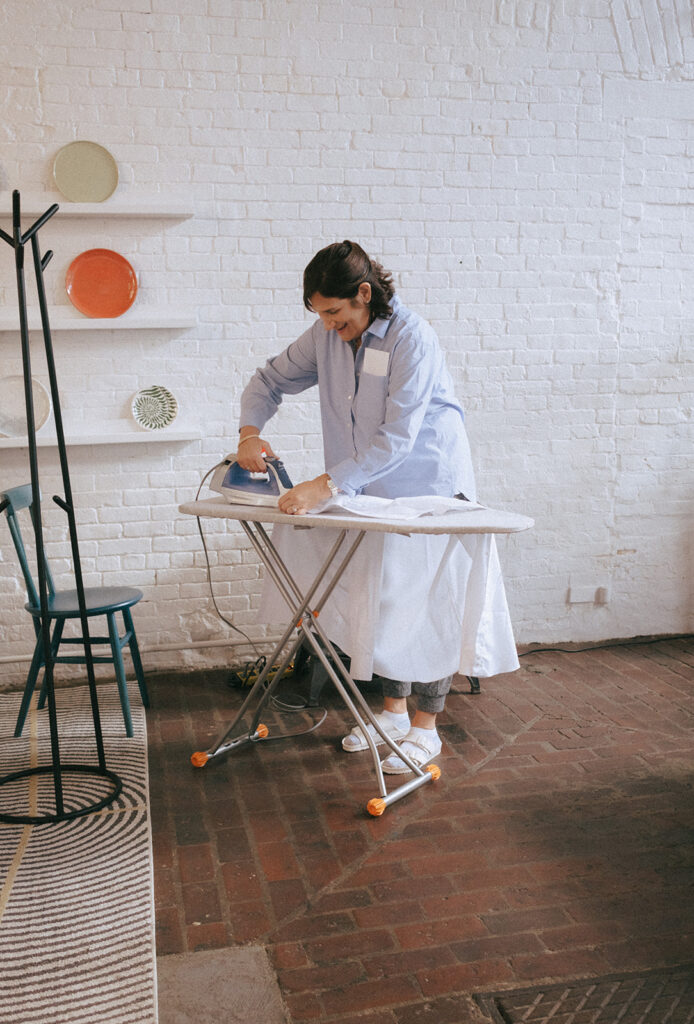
[194,464,329,738]
[448,634,692,695]
[195,462,263,657]
[516,634,692,657]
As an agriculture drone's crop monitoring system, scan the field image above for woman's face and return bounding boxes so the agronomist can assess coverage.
[310,283,372,342]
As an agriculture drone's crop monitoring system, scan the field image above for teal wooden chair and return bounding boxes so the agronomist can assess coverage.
[1,483,149,738]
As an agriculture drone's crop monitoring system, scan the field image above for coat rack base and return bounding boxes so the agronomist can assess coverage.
[0,763,123,825]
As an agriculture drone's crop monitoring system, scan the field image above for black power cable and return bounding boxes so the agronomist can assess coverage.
[194,463,328,740]
[518,633,693,658]
[449,633,692,695]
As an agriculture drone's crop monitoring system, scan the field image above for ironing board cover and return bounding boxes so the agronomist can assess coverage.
[259,525,520,682]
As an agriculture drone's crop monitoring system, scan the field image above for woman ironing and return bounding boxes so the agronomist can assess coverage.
[236,240,507,774]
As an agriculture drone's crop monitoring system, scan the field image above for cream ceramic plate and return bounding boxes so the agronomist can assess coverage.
[53,141,119,202]
[0,376,52,437]
[131,386,178,430]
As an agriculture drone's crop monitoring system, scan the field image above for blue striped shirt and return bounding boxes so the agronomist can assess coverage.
[240,295,476,500]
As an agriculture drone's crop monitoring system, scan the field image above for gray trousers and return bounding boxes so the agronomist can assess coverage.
[379,674,453,714]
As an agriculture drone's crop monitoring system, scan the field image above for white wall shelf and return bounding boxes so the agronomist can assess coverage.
[0,195,193,220]
[0,196,199,450]
[0,428,201,449]
[0,310,196,332]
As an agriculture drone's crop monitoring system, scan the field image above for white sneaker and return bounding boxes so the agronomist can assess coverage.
[342,711,410,752]
[380,727,442,775]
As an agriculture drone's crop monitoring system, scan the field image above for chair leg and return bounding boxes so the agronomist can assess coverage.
[14,634,45,737]
[122,607,149,708]
[37,619,64,710]
[107,611,134,737]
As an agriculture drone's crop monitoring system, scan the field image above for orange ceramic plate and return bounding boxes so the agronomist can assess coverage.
[65,249,137,318]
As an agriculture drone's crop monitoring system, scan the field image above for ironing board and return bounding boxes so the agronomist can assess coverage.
[178,497,533,816]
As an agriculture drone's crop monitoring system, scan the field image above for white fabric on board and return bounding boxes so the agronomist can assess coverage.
[307,492,486,520]
[260,523,519,682]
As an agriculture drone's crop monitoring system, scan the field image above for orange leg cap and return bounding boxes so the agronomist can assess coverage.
[255,723,269,739]
[191,751,209,768]
[367,797,387,817]
[426,764,442,781]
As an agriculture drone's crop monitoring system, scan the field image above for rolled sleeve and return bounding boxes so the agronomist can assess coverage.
[239,326,319,429]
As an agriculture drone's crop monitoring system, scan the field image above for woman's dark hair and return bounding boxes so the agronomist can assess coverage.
[303,240,395,321]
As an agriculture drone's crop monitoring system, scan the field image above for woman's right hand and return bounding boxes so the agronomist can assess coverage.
[235,434,277,472]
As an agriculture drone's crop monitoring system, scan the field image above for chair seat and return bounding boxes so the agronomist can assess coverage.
[3,482,148,738]
[25,586,143,619]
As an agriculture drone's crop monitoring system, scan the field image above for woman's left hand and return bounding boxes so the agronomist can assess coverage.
[278,475,331,515]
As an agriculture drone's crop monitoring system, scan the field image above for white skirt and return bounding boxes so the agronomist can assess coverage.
[259,523,520,682]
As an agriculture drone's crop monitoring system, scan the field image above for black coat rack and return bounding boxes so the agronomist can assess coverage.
[0,190,122,824]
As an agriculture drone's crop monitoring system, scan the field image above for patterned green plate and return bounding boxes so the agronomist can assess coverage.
[131,385,178,430]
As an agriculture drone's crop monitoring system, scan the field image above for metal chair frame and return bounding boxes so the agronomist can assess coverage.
[2,483,148,738]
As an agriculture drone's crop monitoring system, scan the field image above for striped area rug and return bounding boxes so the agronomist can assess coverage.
[0,685,156,1024]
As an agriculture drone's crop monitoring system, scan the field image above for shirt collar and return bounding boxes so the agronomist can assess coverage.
[364,295,399,340]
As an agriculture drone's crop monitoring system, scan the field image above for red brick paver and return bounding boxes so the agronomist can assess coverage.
[148,638,694,1021]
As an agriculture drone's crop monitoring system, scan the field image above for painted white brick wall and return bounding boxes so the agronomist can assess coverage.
[1,0,692,687]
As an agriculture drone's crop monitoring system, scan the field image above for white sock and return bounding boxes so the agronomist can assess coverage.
[381,709,410,726]
[408,724,438,739]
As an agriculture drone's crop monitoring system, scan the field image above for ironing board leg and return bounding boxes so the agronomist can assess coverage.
[300,619,438,814]
[191,628,304,766]
[191,527,353,766]
[192,518,443,815]
[240,524,408,787]
[365,769,439,817]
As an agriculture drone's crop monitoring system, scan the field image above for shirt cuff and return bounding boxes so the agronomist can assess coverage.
[325,459,366,498]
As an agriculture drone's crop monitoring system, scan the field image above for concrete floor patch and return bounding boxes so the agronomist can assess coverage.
[157,946,286,1024]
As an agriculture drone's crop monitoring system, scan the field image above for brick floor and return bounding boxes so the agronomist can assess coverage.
[148,638,694,1022]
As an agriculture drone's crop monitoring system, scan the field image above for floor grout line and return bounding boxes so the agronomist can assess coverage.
[256,691,548,944]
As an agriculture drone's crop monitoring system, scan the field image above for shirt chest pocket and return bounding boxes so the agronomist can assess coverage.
[362,347,390,376]
[354,367,389,429]
[352,346,390,433]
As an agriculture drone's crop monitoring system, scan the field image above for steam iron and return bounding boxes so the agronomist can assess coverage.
[209,455,294,507]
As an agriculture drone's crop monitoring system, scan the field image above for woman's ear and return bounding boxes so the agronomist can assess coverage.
[358,281,372,304]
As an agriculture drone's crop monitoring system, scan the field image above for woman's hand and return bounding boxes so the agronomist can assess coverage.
[235,434,276,472]
[278,475,332,515]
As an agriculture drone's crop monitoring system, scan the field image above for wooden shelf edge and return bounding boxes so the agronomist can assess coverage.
[0,313,196,332]
[0,429,202,448]
[0,196,193,219]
